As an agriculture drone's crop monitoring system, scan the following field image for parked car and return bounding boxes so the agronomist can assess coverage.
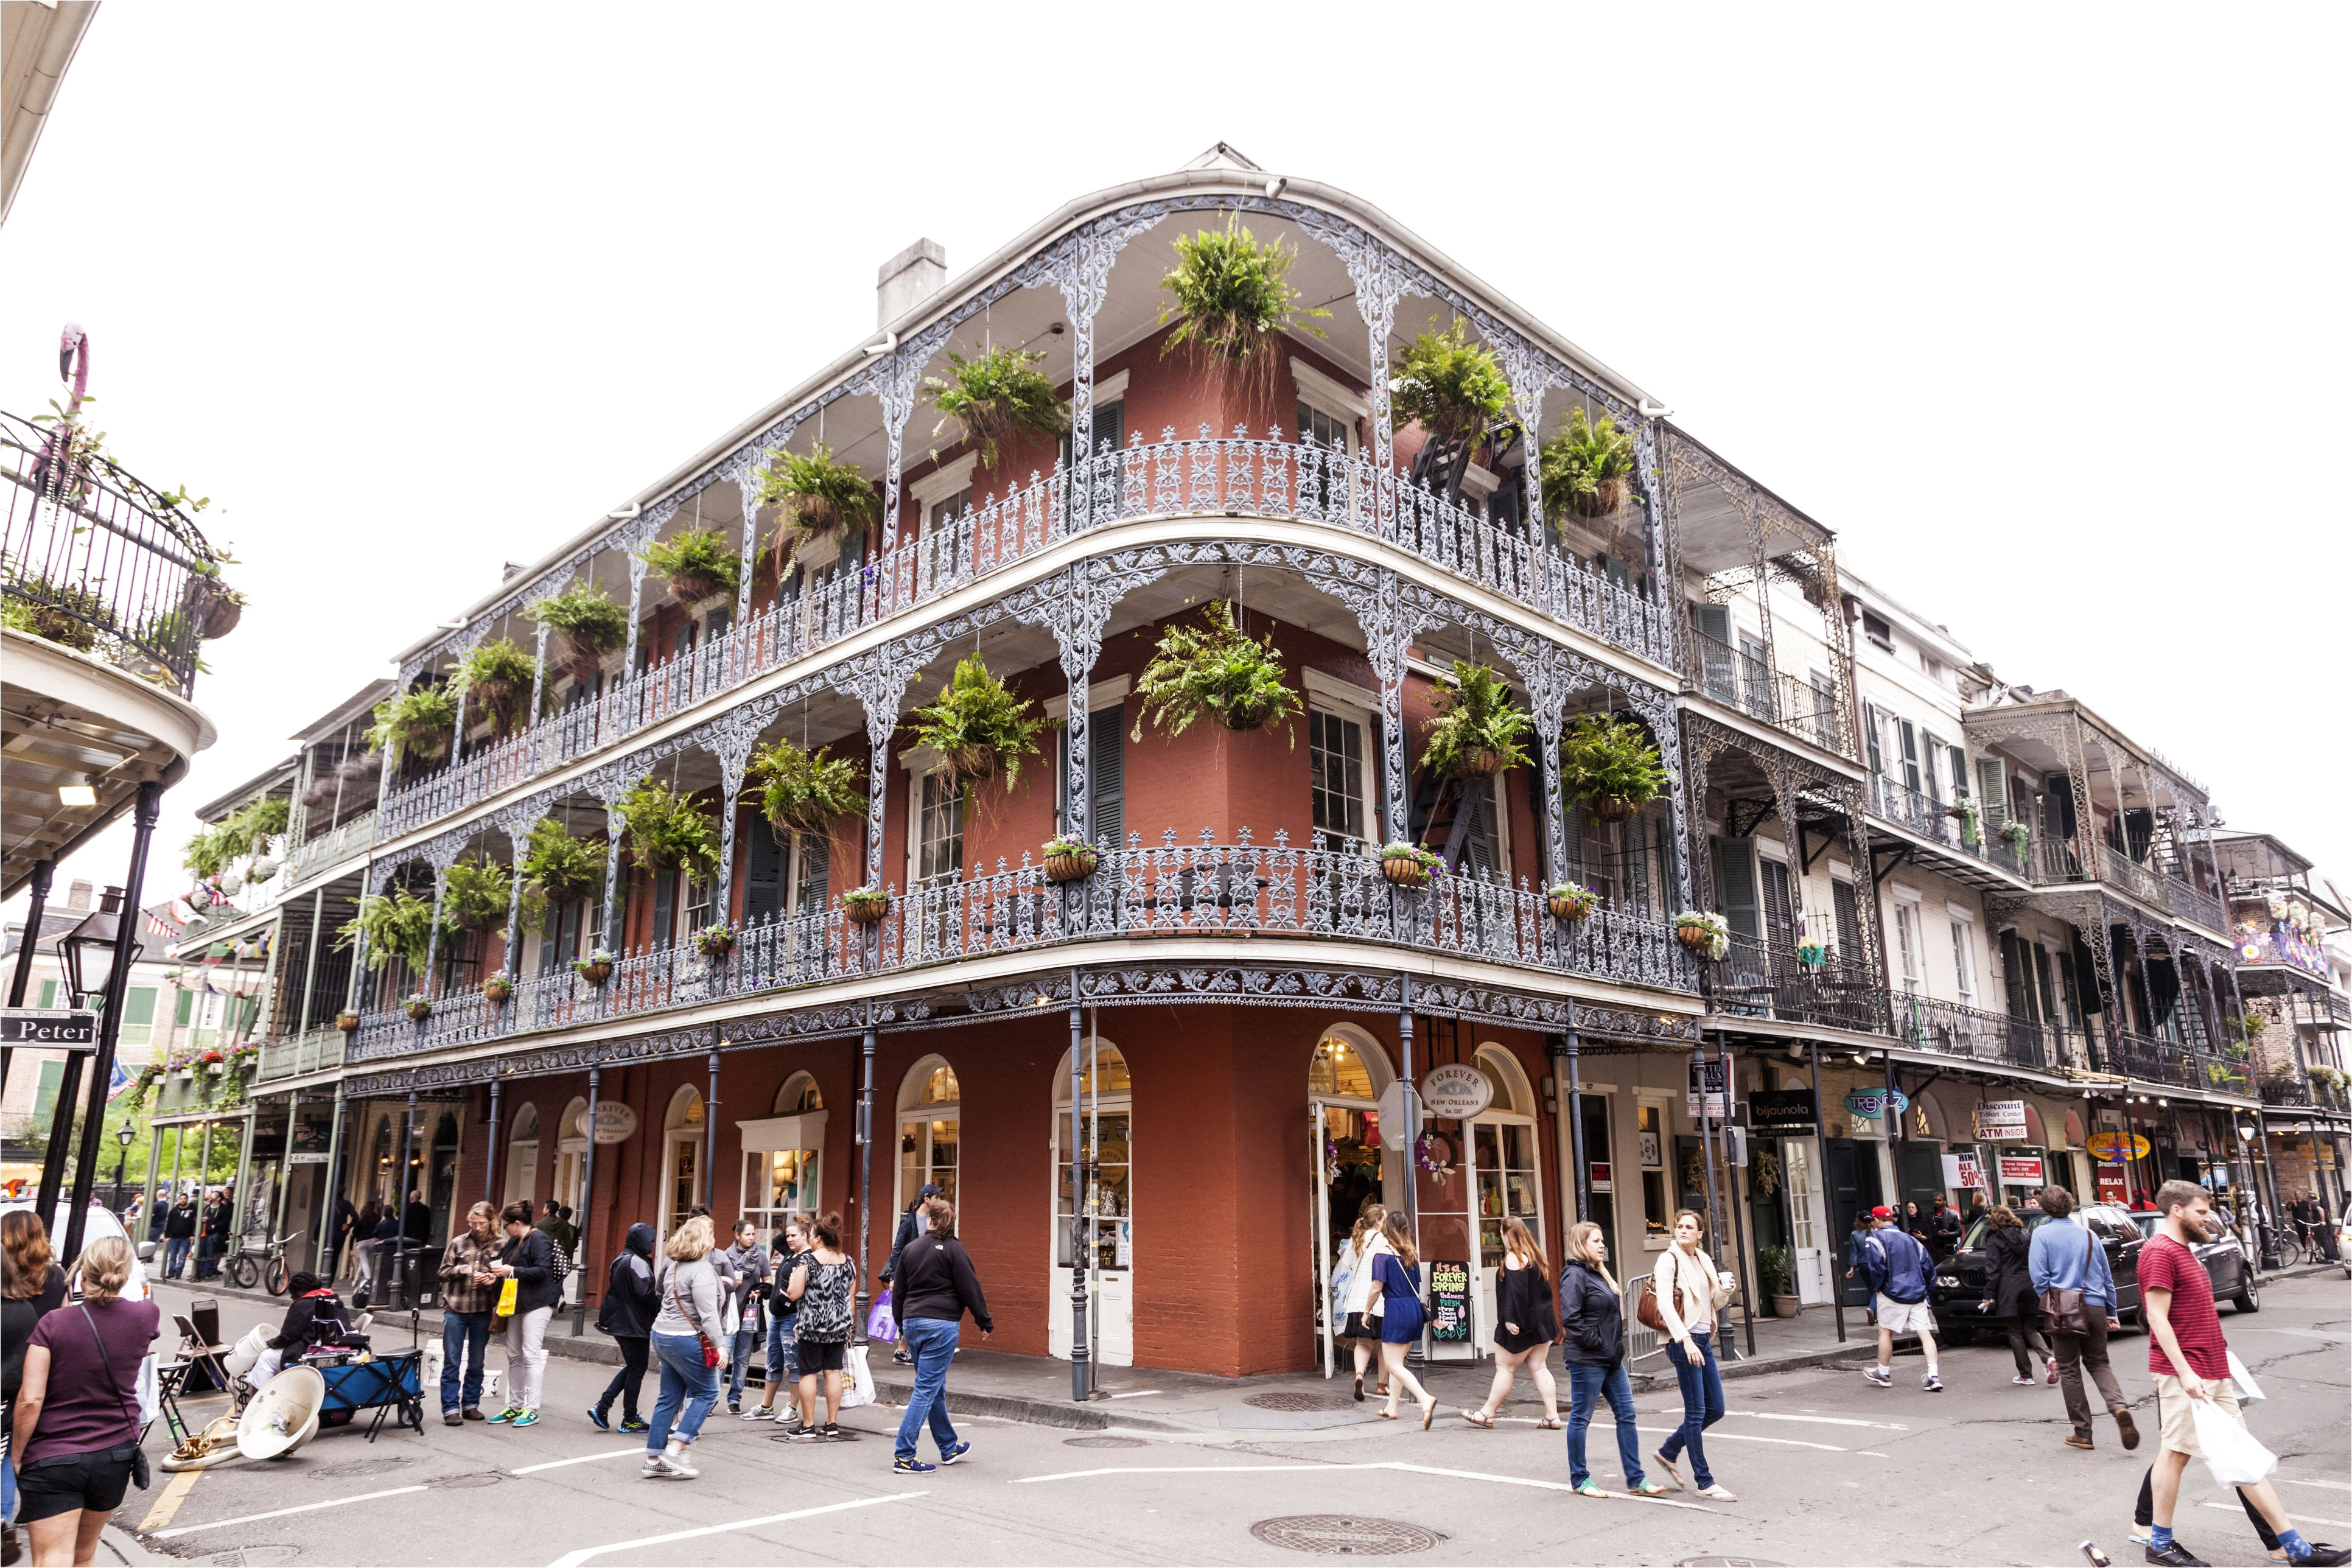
[2128,1209,2259,1314]
[1928,1203,2153,1344]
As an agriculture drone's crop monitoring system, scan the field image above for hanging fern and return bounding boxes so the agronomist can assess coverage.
[336,887,457,973]
[924,345,1069,468]
[453,639,539,737]
[1131,599,1303,743]
[183,797,290,878]
[522,817,605,908]
[1158,215,1328,394]
[617,781,720,879]
[525,583,629,681]
[637,527,742,606]
[365,685,459,763]
[1390,317,1510,452]
[1538,407,1636,518]
[749,738,866,838]
[906,656,1046,793]
[1560,714,1667,819]
[1418,662,1530,780]
[757,444,880,569]
[440,855,545,933]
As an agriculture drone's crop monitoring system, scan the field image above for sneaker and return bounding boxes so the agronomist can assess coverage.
[618,1416,648,1433]
[892,1457,937,1474]
[1922,1373,1945,1393]
[892,1349,912,1365]
[461,1407,485,1422]
[727,1403,742,1418]
[587,1407,611,1432]
[641,1457,667,1480]
[660,1445,699,1479]
[486,1406,520,1425]
[744,1405,775,1421]
[2144,1544,2209,1567]
[1863,1368,1892,1388]
[939,1441,970,1466]
[2046,1356,2060,1386]
[823,1423,847,1441]
[509,1410,539,1428]
[2012,1375,2037,1386]
[785,1424,823,1442]
[2294,1546,2352,1567]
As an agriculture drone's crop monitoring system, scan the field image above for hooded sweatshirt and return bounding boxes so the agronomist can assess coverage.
[721,1240,771,1335]
[597,1222,659,1339]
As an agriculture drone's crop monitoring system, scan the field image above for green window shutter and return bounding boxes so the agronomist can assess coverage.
[1898,720,1921,793]
[1976,758,2008,827]
[1758,859,1795,949]
[794,831,830,916]
[1863,703,1884,775]
[173,988,195,1027]
[37,978,57,1009]
[33,1059,65,1124]
[120,986,157,1046]
[1714,837,1760,942]
[1832,879,1861,963]
[1090,700,1124,850]
[743,825,786,922]
[1999,931,2037,1021]
[651,872,676,951]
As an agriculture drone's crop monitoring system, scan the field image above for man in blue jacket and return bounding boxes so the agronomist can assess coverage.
[1859,1205,1942,1392]
[2026,1185,2135,1451]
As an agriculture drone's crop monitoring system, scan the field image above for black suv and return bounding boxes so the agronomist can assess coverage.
[1928,1204,2256,1343]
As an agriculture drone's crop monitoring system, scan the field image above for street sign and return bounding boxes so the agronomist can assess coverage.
[0,1009,98,1048]
[1687,1057,1727,1118]
[1972,1099,2028,1141]
[287,1152,332,1166]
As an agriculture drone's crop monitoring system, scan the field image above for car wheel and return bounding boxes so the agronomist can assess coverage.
[2234,1277,2259,1314]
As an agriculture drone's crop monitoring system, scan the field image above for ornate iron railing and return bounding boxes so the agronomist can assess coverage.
[346,829,1698,1059]
[378,430,1675,838]
[1893,993,2054,1071]
[1713,935,1891,1035]
[2103,1028,2230,1092]
[2026,838,2173,912]
[1866,773,2029,877]
[1684,626,1848,756]
[1,407,223,699]
[2164,873,2227,934]
[257,1027,345,1082]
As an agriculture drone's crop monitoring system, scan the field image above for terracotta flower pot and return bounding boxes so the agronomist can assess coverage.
[1772,1293,1802,1320]
[1454,747,1509,780]
[1547,891,1595,923]
[1045,849,1098,884]
[695,930,735,961]
[483,977,514,1004]
[335,1010,360,1034]
[574,957,613,985]
[404,998,433,1022]
[1676,925,1717,953]
[1382,856,1431,890]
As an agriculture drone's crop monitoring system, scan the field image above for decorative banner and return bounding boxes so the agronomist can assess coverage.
[1419,1063,1493,1121]
[1687,1057,1729,1119]
[2095,1163,2129,1204]
[1998,1156,2046,1184]
[1748,1088,1818,1134]
[1844,1088,1910,1119]
[2084,1132,2150,1163]
[575,1102,640,1145]
[1972,1100,2028,1141]
[1427,1259,1472,1342]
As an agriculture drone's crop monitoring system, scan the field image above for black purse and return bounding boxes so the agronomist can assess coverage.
[78,1304,150,1491]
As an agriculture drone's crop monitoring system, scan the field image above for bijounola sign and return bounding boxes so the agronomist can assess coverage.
[1418,1064,1493,1121]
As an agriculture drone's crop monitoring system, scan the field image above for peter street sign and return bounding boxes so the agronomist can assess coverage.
[0,1009,99,1048]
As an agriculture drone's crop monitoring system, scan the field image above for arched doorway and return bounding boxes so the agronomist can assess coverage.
[1308,1023,1396,1376]
[895,1057,960,1215]
[1468,1045,1543,1354]
[741,1073,825,1241]
[503,1102,541,1211]
[659,1085,705,1237]
[1050,1040,1131,1366]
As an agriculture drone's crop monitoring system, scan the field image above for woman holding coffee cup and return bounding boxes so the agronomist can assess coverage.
[1648,1209,1736,1502]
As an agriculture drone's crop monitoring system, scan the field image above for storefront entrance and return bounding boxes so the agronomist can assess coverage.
[1050,1040,1131,1367]
[1825,1138,1883,1306]
[1309,1026,1395,1377]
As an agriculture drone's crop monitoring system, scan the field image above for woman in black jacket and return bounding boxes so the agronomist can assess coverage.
[1979,1205,2053,1386]
[1559,1222,1667,1498]
[488,1200,560,1427]
[590,1222,658,1433]
[889,1198,991,1474]
[1461,1218,1561,1429]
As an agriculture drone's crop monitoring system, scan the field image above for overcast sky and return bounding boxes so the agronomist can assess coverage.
[5,4,2345,913]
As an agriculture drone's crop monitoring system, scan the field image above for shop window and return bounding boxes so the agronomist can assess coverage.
[661,1086,704,1237]
[741,1073,825,1237]
[504,1102,541,1211]
[1309,1031,1381,1099]
[1308,707,1368,845]
[1054,1041,1132,1272]
[897,1057,960,1209]
[1637,1102,1670,1240]
[1471,1046,1541,1269]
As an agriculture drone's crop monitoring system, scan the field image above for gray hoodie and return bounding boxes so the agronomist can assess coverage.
[721,1240,771,1334]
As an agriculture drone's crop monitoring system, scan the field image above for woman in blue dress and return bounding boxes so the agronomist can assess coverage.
[1367,1211,1436,1428]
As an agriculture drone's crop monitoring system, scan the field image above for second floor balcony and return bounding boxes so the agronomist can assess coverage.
[1684,627,1850,757]
[1865,771,2032,886]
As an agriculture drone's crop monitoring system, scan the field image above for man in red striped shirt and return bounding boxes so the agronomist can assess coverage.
[2137,1180,2345,1567]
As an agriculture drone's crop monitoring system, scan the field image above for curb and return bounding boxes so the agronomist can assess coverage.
[866,1375,1192,1433]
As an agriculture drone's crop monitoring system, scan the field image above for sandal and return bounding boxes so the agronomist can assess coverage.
[1696,1483,1738,1502]
[1630,1480,1670,1498]
[1573,1480,1609,1497]
[1377,1409,1399,1421]
[1420,1399,1438,1430]
[1651,1451,1685,1491]
[1536,1416,1563,1430]
[1351,1374,1363,1403]
[1460,1410,1495,1429]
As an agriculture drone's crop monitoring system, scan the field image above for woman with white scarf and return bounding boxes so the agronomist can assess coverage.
[1649,1209,1736,1502]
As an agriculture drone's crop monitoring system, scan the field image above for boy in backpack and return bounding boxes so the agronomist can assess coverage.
[1858,1205,1942,1392]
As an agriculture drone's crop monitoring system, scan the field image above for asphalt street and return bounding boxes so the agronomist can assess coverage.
[124,1273,2349,1566]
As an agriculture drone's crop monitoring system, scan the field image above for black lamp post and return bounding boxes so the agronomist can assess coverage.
[32,887,142,1225]
[111,1121,135,1213]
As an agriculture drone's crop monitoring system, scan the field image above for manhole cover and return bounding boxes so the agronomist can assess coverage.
[210,1552,302,1567]
[1063,1435,1148,1449]
[429,1471,505,1489]
[1250,1517,1438,1556]
[1245,1391,1349,1412]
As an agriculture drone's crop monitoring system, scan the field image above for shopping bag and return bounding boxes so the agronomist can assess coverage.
[495,1277,519,1317]
[2227,1349,2265,1402]
[2189,1396,2277,1489]
[839,1344,875,1410]
[866,1289,899,1343]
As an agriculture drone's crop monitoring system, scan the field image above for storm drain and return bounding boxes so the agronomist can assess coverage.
[1063,1435,1149,1449]
[429,1470,506,1489]
[1244,1391,1350,1412]
[1249,1517,1438,1556]
[210,1550,303,1567]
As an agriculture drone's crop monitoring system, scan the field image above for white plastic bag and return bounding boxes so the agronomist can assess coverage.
[2189,1396,2277,1489]
[2227,1349,2264,1402]
[839,1344,875,1410]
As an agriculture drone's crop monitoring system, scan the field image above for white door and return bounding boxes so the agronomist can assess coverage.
[1785,1138,1832,1304]
[1470,1118,1544,1354]
[1051,1043,1132,1367]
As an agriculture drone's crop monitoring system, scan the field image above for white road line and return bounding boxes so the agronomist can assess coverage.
[2280,1478,2352,1493]
[154,1484,429,1540]
[1626,1424,1849,1453]
[1015,1464,1332,1483]
[2205,1502,2352,1530]
[543,1491,925,1568]
[1012,1461,1717,1511]
[511,1447,645,1475]
[1708,1410,1912,1431]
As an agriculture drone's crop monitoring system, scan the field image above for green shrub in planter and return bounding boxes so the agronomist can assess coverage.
[1419,662,1529,780]
[924,345,1069,468]
[1537,407,1636,519]
[617,781,720,880]
[441,855,544,934]
[908,656,1046,794]
[338,887,458,973]
[1390,317,1510,458]
[1132,600,1303,743]
[366,685,460,765]
[522,818,605,909]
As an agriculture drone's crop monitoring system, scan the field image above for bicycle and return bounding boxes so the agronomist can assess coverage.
[226,1229,304,1295]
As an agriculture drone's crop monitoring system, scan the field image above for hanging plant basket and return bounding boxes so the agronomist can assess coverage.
[404,994,433,1022]
[1380,843,1438,890]
[945,744,999,785]
[843,887,891,926]
[201,593,245,640]
[1539,408,1636,520]
[907,656,1045,796]
[558,634,607,683]
[1547,883,1598,923]
[335,1010,360,1034]
[573,951,614,986]
[1675,911,1731,961]
[693,925,735,961]
[1589,794,1640,824]
[483,975,514,1004]
[1131,600,1303,743]
[1043,838,1099,883]
[1563,715,1666,824]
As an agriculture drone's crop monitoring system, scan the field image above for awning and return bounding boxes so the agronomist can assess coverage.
[737,1112,827,1153]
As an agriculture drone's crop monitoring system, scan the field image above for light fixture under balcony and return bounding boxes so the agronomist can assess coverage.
[58,775,97,807]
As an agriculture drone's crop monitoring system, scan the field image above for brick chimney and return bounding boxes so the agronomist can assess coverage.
[64,880,92,911]
[877,239,945,331]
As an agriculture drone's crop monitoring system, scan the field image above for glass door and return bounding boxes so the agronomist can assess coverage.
[1471,1119,1542,1354]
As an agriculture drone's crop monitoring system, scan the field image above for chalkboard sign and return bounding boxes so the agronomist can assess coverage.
[1428,1259,1471,1342]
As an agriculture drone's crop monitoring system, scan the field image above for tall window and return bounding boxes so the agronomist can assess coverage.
[1894,901,1922,993]
[1898,719,1922,795]
[1297,401,1351,453]
[1308,708,1367,844]
[1950,918,1977,1007]
[1054,1042,1132,1271]
[742,1073,824,1237]
[1637,1102,1669,1239]
[915,771,963,887]
[898,1059,961,1209]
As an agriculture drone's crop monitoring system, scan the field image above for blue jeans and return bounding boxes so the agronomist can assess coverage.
[196,1234,218,1277]
[165,1237,191,1278]
[440,1311,490,1413]
[646,1332,719,1455]
[727,1324,761,1405]
[894,1318,961,1461]
[765,1312,799,1389]
[1566,1360,1645,1489]
[1658,1336,1724,1488]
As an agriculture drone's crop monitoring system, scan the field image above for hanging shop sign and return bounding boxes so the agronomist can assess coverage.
[1376,1080,1411,1149]
[1587,1161,1614,1194]
[575,1102,640,1145]
[1419,1064,1493,1121]
[1944,1152,1989,1195]
[1972,1100,2028,1141]
[1998,1155,2046,1184]
[1748,1089,1818,1135]
[2096,1163,2129,1204]
[288,1152,332,1166]
[1427,1259,1472,1342]
[1687,1057,1729,1119]
[2084,1132,2150,1163]
[1844,1089,1909,1119]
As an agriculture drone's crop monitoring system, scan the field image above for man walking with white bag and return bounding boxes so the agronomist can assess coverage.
[2133,1180,2347,1567]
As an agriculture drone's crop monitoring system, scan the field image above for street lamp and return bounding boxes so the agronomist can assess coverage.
[52,889,142,1007]
[111,1122,135,1213]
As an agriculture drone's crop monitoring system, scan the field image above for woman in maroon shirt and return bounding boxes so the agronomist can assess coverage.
[9,1236,158,1567]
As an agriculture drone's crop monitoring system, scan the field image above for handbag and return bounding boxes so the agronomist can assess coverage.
[1636,1253,1693,1335]
[2036,1223,2094,1337]
[79,1304,150,1492]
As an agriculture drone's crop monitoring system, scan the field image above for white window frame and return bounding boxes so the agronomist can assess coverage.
[1301,668,1381,847]
[898,746,964,891]
[1893,895,1923,994]
[1634,1094,1673,1250]
[1292,361,1368,453]
[1948,908,1979,1009]
[909,452,981,517]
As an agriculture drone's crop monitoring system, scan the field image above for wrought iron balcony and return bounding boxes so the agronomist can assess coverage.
[1712,935,1889,1035]
[2026,836,2178,914]
[1684,627,1849,756]
[256,1026,345,1082]
[2101,1028,2236,1093]
[2,408,224,699]
[1866,772,2031,878]
[2256,1073,2312,1108]
[346,828,1699,1059]
[378,430,1676,839]
[1892,993,2058,1071]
